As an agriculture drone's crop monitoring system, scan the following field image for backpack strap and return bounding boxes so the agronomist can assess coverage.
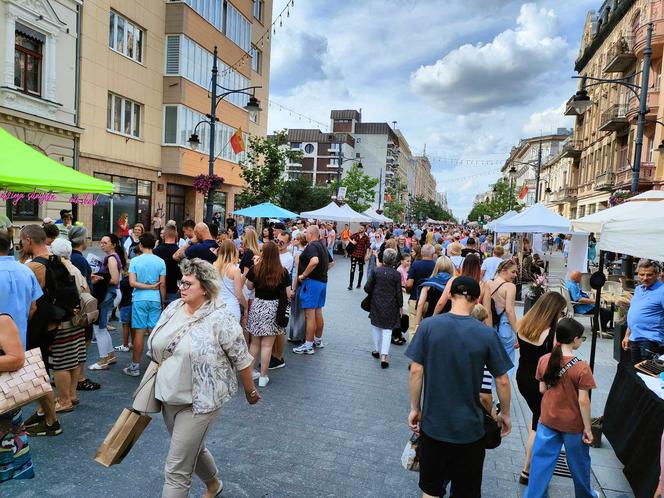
[557,357,580,378]
[491,281,507,296]
[33,256,56,298]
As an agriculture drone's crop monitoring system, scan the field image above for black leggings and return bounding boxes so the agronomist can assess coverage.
[349,256,365,287]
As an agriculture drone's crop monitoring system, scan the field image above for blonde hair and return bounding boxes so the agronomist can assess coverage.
[432,255,453,277]
[517,291,567,342]
[242,227,260,255]
[471,304,488,322]
[214,239,239,276]
[447,242,462,256]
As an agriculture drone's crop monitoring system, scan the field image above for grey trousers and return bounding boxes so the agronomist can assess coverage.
[161,403,220,498]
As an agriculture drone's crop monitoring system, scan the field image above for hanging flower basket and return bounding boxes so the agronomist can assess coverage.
[193,174,225,194]
[608,190,634,207]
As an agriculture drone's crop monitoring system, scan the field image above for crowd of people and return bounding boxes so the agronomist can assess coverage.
[0,210,663,498]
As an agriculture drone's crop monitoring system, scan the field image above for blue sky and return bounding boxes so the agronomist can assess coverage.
[266,0,599,219]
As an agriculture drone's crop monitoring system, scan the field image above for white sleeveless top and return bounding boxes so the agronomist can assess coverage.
[219,273,241,322]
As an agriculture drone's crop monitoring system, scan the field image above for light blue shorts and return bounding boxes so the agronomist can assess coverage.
[131,301,161,329]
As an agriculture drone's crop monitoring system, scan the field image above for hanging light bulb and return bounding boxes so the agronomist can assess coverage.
[287,9,290,17]
[279,17,283,27]
[273,26,276,34]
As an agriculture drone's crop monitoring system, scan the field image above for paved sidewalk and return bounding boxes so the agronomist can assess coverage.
[4,253,634,497]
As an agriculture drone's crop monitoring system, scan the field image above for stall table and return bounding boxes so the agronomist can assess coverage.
[603,362,664,497]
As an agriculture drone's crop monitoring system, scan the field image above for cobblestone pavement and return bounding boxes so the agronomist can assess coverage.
[4,254,634,497]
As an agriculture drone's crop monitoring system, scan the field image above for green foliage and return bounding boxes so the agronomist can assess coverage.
[411,196,455,223]
[237,130,302,208]
[279,175,333,213]
[340,163,379,213]
[468,179,522,222]
[383,175,407,222]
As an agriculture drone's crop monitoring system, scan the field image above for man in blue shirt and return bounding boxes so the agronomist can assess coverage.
[0,231,42,348]
[405,244,436,341]
[622,259,664,364]
[407,276,512,497]
[566,271,612,333]
[126,232,166,377]
[174,222,218,264]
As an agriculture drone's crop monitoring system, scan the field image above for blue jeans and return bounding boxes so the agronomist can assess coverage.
[495,314,515,377]
[98,288,117,329]
[525,423,598,498]
[629,339,664,365]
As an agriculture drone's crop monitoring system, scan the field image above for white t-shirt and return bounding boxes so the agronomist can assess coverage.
[481,256,503,282]
[563,239,570,254]
[279,251,294,277]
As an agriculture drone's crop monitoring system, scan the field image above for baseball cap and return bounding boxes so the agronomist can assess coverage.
[450,276,481,299]
[273,222,286,230]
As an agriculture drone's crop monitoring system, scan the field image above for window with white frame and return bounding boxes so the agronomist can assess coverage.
[253,0,264,22]
[250,45,262,74]
[107,93,141,138]
[171,0,223,31]
[164,35,250,109]
[14,26,44,96]
[225,2,251,52]
[163,104,248,163]
[109,11,144,63]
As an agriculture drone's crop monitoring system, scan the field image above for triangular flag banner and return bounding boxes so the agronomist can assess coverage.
[518,185,528,200]
[230,127,245,154]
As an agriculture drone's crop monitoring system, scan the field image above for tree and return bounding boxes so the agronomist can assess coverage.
[467,179,523,222]
[340,163,379,213]
[411,196,455,223]
[383,175,407,222]
[279,175,332,213]
[236,130,302,208]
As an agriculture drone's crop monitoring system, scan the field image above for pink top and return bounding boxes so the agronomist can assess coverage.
[397,265,408,287]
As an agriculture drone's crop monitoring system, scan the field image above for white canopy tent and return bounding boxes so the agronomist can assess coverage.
[486,210,518,231]
[300,202,372,223]
[492,203,575,233]
[363,208,393,223]
[572,189,664,233]
[571,191,664,261]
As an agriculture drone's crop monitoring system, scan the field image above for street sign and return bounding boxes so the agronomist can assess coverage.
[337,187,347,200]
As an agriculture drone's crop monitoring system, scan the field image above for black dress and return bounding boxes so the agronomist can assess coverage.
[516,332,554,431]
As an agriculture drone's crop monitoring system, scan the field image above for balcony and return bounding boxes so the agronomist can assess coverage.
[599,104,629,132]
[614,162,656,189]
[627,87,659,122]
[561,140,583,158]
[563,187,578,200]
[603,36,636,73]
[594,171,615,191]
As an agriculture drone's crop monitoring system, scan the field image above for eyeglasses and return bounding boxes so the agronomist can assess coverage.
[177,281,193,290]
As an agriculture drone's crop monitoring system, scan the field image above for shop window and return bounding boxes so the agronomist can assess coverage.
[93,173,152,240]
[8,198,39,219]
[14,27,44,96]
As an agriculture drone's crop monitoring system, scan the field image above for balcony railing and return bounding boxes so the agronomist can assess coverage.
[595,171,615,191]
[604,35,635,73]
[561,140,583,158]
[614,161,656,188]
[599,104,629,132]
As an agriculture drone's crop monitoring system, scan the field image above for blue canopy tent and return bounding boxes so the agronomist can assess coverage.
[232,202,298,219]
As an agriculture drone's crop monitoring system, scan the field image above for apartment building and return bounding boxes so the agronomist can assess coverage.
[73,0,272,238]
[540,138,578,218]
[285,129,356,185]
[501,130,572,207]
[413,155,437,202]
[567,0,664,219]
[0,0,83,222]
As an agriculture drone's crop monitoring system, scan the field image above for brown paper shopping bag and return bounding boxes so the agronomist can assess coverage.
[94,408,151,467]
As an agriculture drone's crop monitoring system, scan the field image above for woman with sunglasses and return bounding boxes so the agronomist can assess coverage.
[146,258,258,497]
[525,317,597,498]
[515,291,567,485]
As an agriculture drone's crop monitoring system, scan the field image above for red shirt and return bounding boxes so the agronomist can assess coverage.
[350,233,370,258]
[116,219,129,237]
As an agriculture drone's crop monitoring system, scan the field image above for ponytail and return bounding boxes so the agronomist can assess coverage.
[542,317,585,388]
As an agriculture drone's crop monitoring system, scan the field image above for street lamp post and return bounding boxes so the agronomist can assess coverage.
[569,23,653,194]
[534,140,543,203]
[188,46,262,224]
[332,150,362,201]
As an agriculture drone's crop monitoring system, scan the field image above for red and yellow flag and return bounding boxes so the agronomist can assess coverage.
[230,127,245,154]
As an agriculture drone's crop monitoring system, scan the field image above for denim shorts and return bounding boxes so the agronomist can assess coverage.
[131,301,162,329]
[119,305,132,324]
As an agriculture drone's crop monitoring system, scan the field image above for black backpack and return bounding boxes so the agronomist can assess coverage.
[33,256,80,322]
[490,281,507,328]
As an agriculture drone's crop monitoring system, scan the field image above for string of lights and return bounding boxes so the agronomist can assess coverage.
[267,99,330,130]
[434,169,502,183]
[220,0,295,77]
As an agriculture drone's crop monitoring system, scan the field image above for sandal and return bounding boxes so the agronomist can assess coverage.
[55,401,74,413]
[394,337,407,345]
[77,378,101,391]
[107,357,117,365]
[72,399,80,406]
[88,362,109,371]
[519,470,529,485]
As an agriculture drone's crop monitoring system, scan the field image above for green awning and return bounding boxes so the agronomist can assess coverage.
[0,127,113,194]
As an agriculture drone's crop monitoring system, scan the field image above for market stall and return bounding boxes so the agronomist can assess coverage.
[301,202,372,223]
[232,202,299,219]
[363,208,393,223]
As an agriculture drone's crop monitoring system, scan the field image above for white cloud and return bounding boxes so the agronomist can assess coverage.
[522,103,574,134]
[410,3,569,112]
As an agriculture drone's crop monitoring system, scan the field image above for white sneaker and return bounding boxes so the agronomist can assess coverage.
[258,376,269,387]
[252,370,260,380]
[292,344,315,355]
[114,345,130,352]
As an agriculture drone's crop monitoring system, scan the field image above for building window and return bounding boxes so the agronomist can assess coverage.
[109,11,144,63]
[164,35,249,108]
[162,104,248,163]
[166,183,186,224]
[174,0,223,31]
[253,0,263,22]
[224,1,251,52]
[250,45,262,74]
[107,93,141,138]
[8,198,39,219]
[14,29,43,96]
[93,173,152,240]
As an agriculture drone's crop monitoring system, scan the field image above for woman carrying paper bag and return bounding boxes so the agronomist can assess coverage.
[139,258,259,498]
